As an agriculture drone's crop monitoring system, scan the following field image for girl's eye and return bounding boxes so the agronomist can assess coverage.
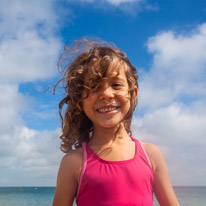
[113,83,122,88]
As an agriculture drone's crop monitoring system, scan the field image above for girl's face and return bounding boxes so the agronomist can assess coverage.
[82,66,136,130]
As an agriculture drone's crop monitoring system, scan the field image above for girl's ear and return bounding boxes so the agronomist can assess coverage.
[134,86,138,100]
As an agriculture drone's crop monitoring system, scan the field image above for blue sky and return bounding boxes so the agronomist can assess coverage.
[0,0,206,186]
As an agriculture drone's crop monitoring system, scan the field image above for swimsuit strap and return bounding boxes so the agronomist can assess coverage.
[131,136,152,168]
[138,140,153,168]
[76,142,87,198]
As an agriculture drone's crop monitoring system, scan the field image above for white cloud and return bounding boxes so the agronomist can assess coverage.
[139,23,206,109]
[133,101,206,186]
[105,0,140,6]
[0,84,26,132]
[134,23,206,186]
[0,126,63,186]
[69,0,151,15]
[64,0,159,18]
[0,0,63,186]
[0,0,62,84]
[0,0,58,37]
[75,0,141,5]
[134,102,206,145]
[0,31,61,83]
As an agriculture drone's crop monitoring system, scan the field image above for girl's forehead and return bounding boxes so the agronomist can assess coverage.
[85,65,127,80]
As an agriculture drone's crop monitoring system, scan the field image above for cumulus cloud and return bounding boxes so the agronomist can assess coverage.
[74,0,141,5]
[0,0,62,84]
[69,0,157,15]
[0,31,61,83]
[0,84,62,185]
[0,126,63,186]
[133,101,206,185]
[0,0,63,186]
[105,0,141,6]
[139,23,206,109]
[0,0,58,36]
[133,23,206,185]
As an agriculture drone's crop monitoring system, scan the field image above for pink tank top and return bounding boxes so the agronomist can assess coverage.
[76,137,154,206]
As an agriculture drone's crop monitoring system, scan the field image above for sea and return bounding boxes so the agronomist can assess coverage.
[0,186,205,206]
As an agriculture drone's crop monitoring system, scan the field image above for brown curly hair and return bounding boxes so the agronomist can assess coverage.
[55,37,138,153]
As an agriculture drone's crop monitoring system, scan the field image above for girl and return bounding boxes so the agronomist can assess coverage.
[53,38,180,206]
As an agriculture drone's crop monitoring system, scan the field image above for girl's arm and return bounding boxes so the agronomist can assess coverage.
[53,152,80,206]
[144,143,180,206]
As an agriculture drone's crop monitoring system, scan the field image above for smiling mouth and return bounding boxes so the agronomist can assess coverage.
[97,106,119,113]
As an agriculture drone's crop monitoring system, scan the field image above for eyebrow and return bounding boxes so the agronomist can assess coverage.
[113,77,126,81]
[86,76,125,83]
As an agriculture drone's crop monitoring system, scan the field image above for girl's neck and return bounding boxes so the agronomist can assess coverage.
[89,123,131,146]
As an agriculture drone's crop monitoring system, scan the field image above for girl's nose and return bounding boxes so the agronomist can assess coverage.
[99,86,115,101]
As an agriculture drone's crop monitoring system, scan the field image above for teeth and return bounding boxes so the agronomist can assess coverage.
[98,107,117,113]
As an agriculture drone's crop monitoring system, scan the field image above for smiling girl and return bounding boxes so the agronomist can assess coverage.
[53,38,180,206]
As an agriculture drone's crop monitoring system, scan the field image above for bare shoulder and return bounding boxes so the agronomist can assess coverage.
[60,147,83,179]
[141,142,180,205]
[53,147,84,206]
[141,142,164,172]
[61,147,83,166]
[141,142,161,155]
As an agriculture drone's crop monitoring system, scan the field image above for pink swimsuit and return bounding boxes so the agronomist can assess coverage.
[76,137,154,206]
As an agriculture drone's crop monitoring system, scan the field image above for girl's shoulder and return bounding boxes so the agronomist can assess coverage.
[63,147,84,161]
[60,147,84,182]
[62,147,84,168]
[140,142,164,172]
[141,142,161,154]
[54,147,84,205]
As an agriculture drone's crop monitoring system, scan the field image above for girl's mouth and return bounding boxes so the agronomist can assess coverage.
[97,106,119,113]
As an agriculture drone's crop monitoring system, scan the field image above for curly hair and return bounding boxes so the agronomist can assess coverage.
[55,37,138,153]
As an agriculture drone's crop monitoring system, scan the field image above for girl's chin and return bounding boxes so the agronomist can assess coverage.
[94,122,123,129]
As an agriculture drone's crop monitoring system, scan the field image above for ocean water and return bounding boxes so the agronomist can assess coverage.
[0,187,55,206]
[153,186,206,206]
[0,186,205,206]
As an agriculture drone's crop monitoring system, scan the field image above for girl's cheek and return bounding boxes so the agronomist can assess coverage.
[117,93,130,103]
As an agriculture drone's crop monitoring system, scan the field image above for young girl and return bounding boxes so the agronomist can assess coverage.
[53,38,180,206]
